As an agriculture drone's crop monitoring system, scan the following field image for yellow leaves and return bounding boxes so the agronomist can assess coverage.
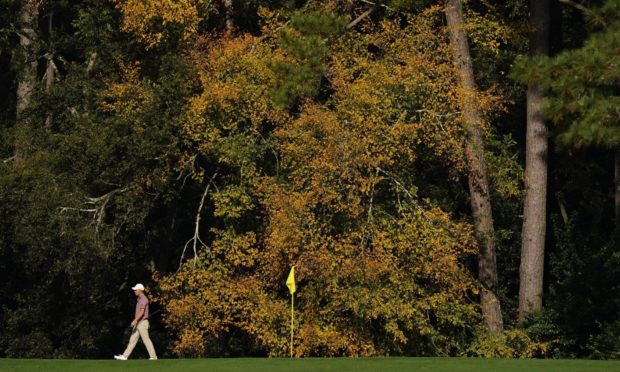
[297,323,377,357]
[331,13,471,170]
[173,328,205,357]
[182,34,286,158]
[485,136,525,200]
[463,7,520,56]
[468,327,555,358]
[212,185,254,219]
[149,4,516,357]
[210,229,258,268]
[262,184,321,280]
[116,0,211,48]
[24,0,45,9]
[156,263,290,357]
[99,60,155,122]
[276,103,369,215]
[256,6,286,47]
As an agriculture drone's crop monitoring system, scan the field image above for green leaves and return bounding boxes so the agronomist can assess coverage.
[289,10,348,38]
[511,0,620,148]
[270,11,347,108]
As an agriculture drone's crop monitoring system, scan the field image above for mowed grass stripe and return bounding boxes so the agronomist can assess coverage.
[1,357,620,372]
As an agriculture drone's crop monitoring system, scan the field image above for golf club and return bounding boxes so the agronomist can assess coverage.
[131,309,161,333]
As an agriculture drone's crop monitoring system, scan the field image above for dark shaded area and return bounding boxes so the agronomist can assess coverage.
[0,0,618,359]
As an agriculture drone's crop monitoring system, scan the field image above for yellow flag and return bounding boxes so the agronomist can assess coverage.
[286,266,296,295]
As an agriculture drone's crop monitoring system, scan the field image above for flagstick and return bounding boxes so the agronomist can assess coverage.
[286,266,296,358]
[290,292,294,358]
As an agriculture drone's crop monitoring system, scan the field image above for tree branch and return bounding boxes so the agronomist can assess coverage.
[60,187,130,234]
[86,51,98,74]
[376,167,416,201]
[2,156,16,164]
[346,6,376,31]
[59,207,98,213]
[367,167,380,223]
[326,6,377,44]
[359,0,393,11]
[558,0,591,13]
[178,171,219,271]
[415,109,462,134]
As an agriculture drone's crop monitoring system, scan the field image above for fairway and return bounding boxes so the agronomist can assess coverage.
[1,358,619,372]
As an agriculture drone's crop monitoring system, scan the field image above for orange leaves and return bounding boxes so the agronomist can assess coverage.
[297,322,377,357]
[156,264,290,357]
[276,103,366,215]
[210,229,258,268]
[330,13,468,170]
[149,4,513,357]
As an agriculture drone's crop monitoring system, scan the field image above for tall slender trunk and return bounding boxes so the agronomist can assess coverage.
[444,0,503,333]
[44,11,55,130]
[15,1,39,165]
[224,0,234,33]
[518,0,550,325]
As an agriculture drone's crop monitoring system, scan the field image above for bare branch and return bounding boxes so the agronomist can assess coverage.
[86,51,98,74]
[178,171,219,271]
[415,109,461,134]
[59,187,130,235]
[367,167,380,223]
[59,207,98,213]
[359,0,393,11]
[558,0,591,13]
[346,6,376,31]
[176,154,197,181]
[177,154,197,192]
[85,187,128,204]
[2,156,16,164]
[326,6,377,44]
[376,167,415,200]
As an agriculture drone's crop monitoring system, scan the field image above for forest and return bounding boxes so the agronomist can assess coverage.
[1,0,619,359]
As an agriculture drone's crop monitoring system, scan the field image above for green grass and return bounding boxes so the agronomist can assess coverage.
[1,358,620,372]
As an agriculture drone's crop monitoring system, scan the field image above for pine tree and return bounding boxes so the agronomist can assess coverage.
[513,0,620,148]
[518,0,550,326]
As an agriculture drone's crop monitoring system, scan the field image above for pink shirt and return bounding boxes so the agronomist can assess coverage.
[135,294,149,320]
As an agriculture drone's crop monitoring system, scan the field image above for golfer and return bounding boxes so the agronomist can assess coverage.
[114,283,158,360]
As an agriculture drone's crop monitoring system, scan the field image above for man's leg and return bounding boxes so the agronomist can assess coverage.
[122,327,141,358]
[138,320,157,359]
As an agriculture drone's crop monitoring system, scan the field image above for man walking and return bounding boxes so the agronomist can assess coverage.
[114,283,158,360]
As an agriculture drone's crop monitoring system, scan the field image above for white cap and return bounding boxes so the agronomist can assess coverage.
[131,283,145,291]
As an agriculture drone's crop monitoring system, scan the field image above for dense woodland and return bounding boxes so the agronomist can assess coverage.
[1,0,619,359]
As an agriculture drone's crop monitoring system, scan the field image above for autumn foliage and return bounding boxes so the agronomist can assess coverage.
[5,0,620,361]
[114,2,517,357]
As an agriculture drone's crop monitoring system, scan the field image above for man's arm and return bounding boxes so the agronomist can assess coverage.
[131,308,145,327]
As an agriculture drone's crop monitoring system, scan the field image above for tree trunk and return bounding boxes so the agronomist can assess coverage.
[444,0,503,333]
[44,11,55,130]
[518,0,550,325]
[224,0,234,33]
[15,1,39,165]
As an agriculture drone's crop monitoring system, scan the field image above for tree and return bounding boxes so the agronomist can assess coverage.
[513,0,620,354]
[0,0,201,357]
[14,0,40,165]
[518,0,550,325]
[514,0,620,222]
[154,6,489,356]
[444,0,504,333]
